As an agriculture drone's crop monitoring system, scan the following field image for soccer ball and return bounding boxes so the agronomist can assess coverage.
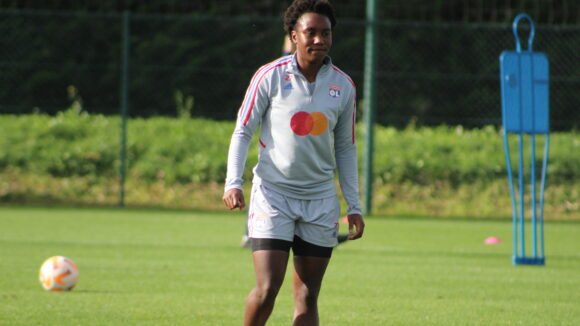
[38,256,79,291]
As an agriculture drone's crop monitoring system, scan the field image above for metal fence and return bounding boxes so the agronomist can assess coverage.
[0,9,578,129]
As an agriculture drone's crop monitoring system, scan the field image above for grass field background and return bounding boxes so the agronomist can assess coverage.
[1,206,579,325]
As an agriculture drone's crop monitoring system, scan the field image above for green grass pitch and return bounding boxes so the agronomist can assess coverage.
[1,206,579,325]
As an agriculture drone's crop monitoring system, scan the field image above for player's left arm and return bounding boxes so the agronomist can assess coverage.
[334,85,365,240]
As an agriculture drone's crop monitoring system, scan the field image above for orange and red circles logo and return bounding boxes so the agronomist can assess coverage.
[291,111,328,136]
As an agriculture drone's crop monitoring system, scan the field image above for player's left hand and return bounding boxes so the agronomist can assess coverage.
[347,214,365,240]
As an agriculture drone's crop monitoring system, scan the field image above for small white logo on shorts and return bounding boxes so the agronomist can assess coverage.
[252,214,273,231]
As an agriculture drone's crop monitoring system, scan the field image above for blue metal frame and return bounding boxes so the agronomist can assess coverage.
[499,14,550,266]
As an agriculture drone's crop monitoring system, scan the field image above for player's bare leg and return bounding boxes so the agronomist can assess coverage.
[244,250,290,326]
[292,255,330,326]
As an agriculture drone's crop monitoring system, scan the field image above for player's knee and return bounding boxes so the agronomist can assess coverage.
[294,286,319,307]
[255,283,282,305]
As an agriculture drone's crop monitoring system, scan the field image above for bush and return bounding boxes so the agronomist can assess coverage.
[1,113,578,218]
[371,124,578,186]
[0,113,578,185]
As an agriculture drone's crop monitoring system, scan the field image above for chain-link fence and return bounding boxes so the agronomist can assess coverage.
[0,9,578,129]
[374,21,579,129]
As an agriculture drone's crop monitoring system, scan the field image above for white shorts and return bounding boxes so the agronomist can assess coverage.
[248,184,340,248]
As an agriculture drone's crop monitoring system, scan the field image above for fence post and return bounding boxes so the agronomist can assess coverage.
[363,0,378,215]
[119,11,130,207]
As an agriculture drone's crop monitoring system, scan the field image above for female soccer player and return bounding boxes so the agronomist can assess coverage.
[223,1,364,325]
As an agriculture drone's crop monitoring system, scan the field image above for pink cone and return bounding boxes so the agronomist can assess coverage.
[484,236,502,245]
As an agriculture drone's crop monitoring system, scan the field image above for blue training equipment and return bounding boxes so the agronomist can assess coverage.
[499,14,549,266]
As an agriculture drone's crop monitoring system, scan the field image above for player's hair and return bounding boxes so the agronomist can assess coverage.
[284,0,336,37]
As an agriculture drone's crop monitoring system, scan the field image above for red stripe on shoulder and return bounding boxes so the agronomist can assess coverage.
[331,65,356,89]
[242,59,292,125]
[331,65,357,144]
[237,56,292,120]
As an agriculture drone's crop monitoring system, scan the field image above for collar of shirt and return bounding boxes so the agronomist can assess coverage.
[287,53,332,78]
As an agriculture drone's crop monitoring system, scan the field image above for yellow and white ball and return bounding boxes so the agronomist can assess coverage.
[39,256,79,291]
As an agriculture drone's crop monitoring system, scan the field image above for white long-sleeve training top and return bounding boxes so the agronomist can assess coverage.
[225,54,361,215]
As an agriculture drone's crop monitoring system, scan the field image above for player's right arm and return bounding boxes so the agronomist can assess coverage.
[223,66,272,209]
[223,188,245,210]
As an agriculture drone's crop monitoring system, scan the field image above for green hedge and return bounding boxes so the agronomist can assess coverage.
[0,111,578,185]
[373,124,578,185]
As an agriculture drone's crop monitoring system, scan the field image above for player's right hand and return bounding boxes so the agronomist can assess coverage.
[223,188,245,210]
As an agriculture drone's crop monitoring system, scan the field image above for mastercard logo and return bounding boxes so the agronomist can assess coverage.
[290,111,328,136]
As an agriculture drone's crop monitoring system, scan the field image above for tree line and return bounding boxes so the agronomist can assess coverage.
[0,5,578,129]
[1,0,578,24]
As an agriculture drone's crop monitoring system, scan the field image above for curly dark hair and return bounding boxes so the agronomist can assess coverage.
[284,0,336,37]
